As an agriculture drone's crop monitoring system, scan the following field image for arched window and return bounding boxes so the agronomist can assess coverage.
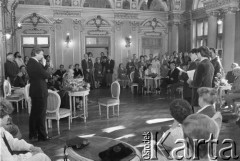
[83,0,111,8]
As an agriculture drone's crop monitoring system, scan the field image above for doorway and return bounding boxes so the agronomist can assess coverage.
[85,36,110,61]
[21,35,50,57]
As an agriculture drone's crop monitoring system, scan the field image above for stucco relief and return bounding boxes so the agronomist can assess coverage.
[54,0,62,6]
[204,0,239,10]
[21,13,49,28]
[114,20,123,31]
[114,13,138,20]
[173,0,181,10]
[141,18,165,31]
[72,0,81,6]
[86,15,111,29]
[53,10,81,17]
[129,21,140,31]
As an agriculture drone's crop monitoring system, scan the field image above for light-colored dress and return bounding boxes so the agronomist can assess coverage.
[0,127,51,161]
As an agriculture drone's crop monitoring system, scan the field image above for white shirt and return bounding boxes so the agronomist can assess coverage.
[0,127,32,161]
[31,57,39,63]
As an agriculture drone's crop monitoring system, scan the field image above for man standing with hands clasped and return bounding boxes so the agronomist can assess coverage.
[27,48,51,141]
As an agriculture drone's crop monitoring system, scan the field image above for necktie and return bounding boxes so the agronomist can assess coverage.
[3,133,13,155]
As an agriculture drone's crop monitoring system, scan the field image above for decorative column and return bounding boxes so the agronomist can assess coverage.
[207,11,218,48]
[223,7,237,71]
[171,22,179,53]
[168,11,182,54]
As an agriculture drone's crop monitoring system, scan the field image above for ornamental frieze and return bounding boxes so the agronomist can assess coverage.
[204,0,239,11]
[114,13,138,20]
[87,30,109,36]
[53,10,81,17]
[144,32,162,37]
[23,28,48,34]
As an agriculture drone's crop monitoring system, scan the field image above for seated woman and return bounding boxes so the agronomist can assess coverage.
[197,87,218,117]
[48,76,69,109]
[74,63,83,78]
[0,99,51,161]
[145,64,157,92]
[1,99,22,139]
[118,63,129,88]
[14,65,29,88]
[66,65,74,80]
[224,67,240,113]
[133,65,144,94]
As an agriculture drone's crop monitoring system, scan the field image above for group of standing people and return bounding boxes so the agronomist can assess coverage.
[81,52,115,88]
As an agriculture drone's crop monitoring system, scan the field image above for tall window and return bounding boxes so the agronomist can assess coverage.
[217,20,223,49]
[196,19,208,47]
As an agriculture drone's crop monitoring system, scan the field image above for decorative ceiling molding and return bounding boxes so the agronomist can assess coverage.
[53,10,81,17]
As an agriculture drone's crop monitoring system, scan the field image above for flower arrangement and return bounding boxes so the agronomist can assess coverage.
[214,73,229,87]
[65,78,90,92]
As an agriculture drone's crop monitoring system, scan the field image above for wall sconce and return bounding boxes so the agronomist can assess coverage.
[5,33,11,40]
[65,32,71,47]
[125,35,132,48]
[3,23,22,40]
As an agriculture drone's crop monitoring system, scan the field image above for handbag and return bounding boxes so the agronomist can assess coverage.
[98,143,133,161]
[63,137,89,161]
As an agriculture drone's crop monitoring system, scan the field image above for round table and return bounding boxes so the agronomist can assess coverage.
[69,89,90,122]
[66,136,141,161]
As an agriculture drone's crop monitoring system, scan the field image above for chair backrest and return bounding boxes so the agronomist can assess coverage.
[3,80,11,98]
[111,81,120,99]
[212,111,222,139]
[47,90,61,114]
[24,84,30,100]
[130,71,135,83]
[24,84,31,114]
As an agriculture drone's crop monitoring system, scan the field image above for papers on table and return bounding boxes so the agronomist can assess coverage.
[187,70,195,81]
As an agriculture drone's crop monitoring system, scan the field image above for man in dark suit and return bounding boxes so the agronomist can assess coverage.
[161,61,179,88]
[53,64,66,83]
[4,53,20,85]
[179,48,199,104]
[105,54,115,86]
[191,46,214,109]
[27,48,51,141]
[82,53,93,83]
